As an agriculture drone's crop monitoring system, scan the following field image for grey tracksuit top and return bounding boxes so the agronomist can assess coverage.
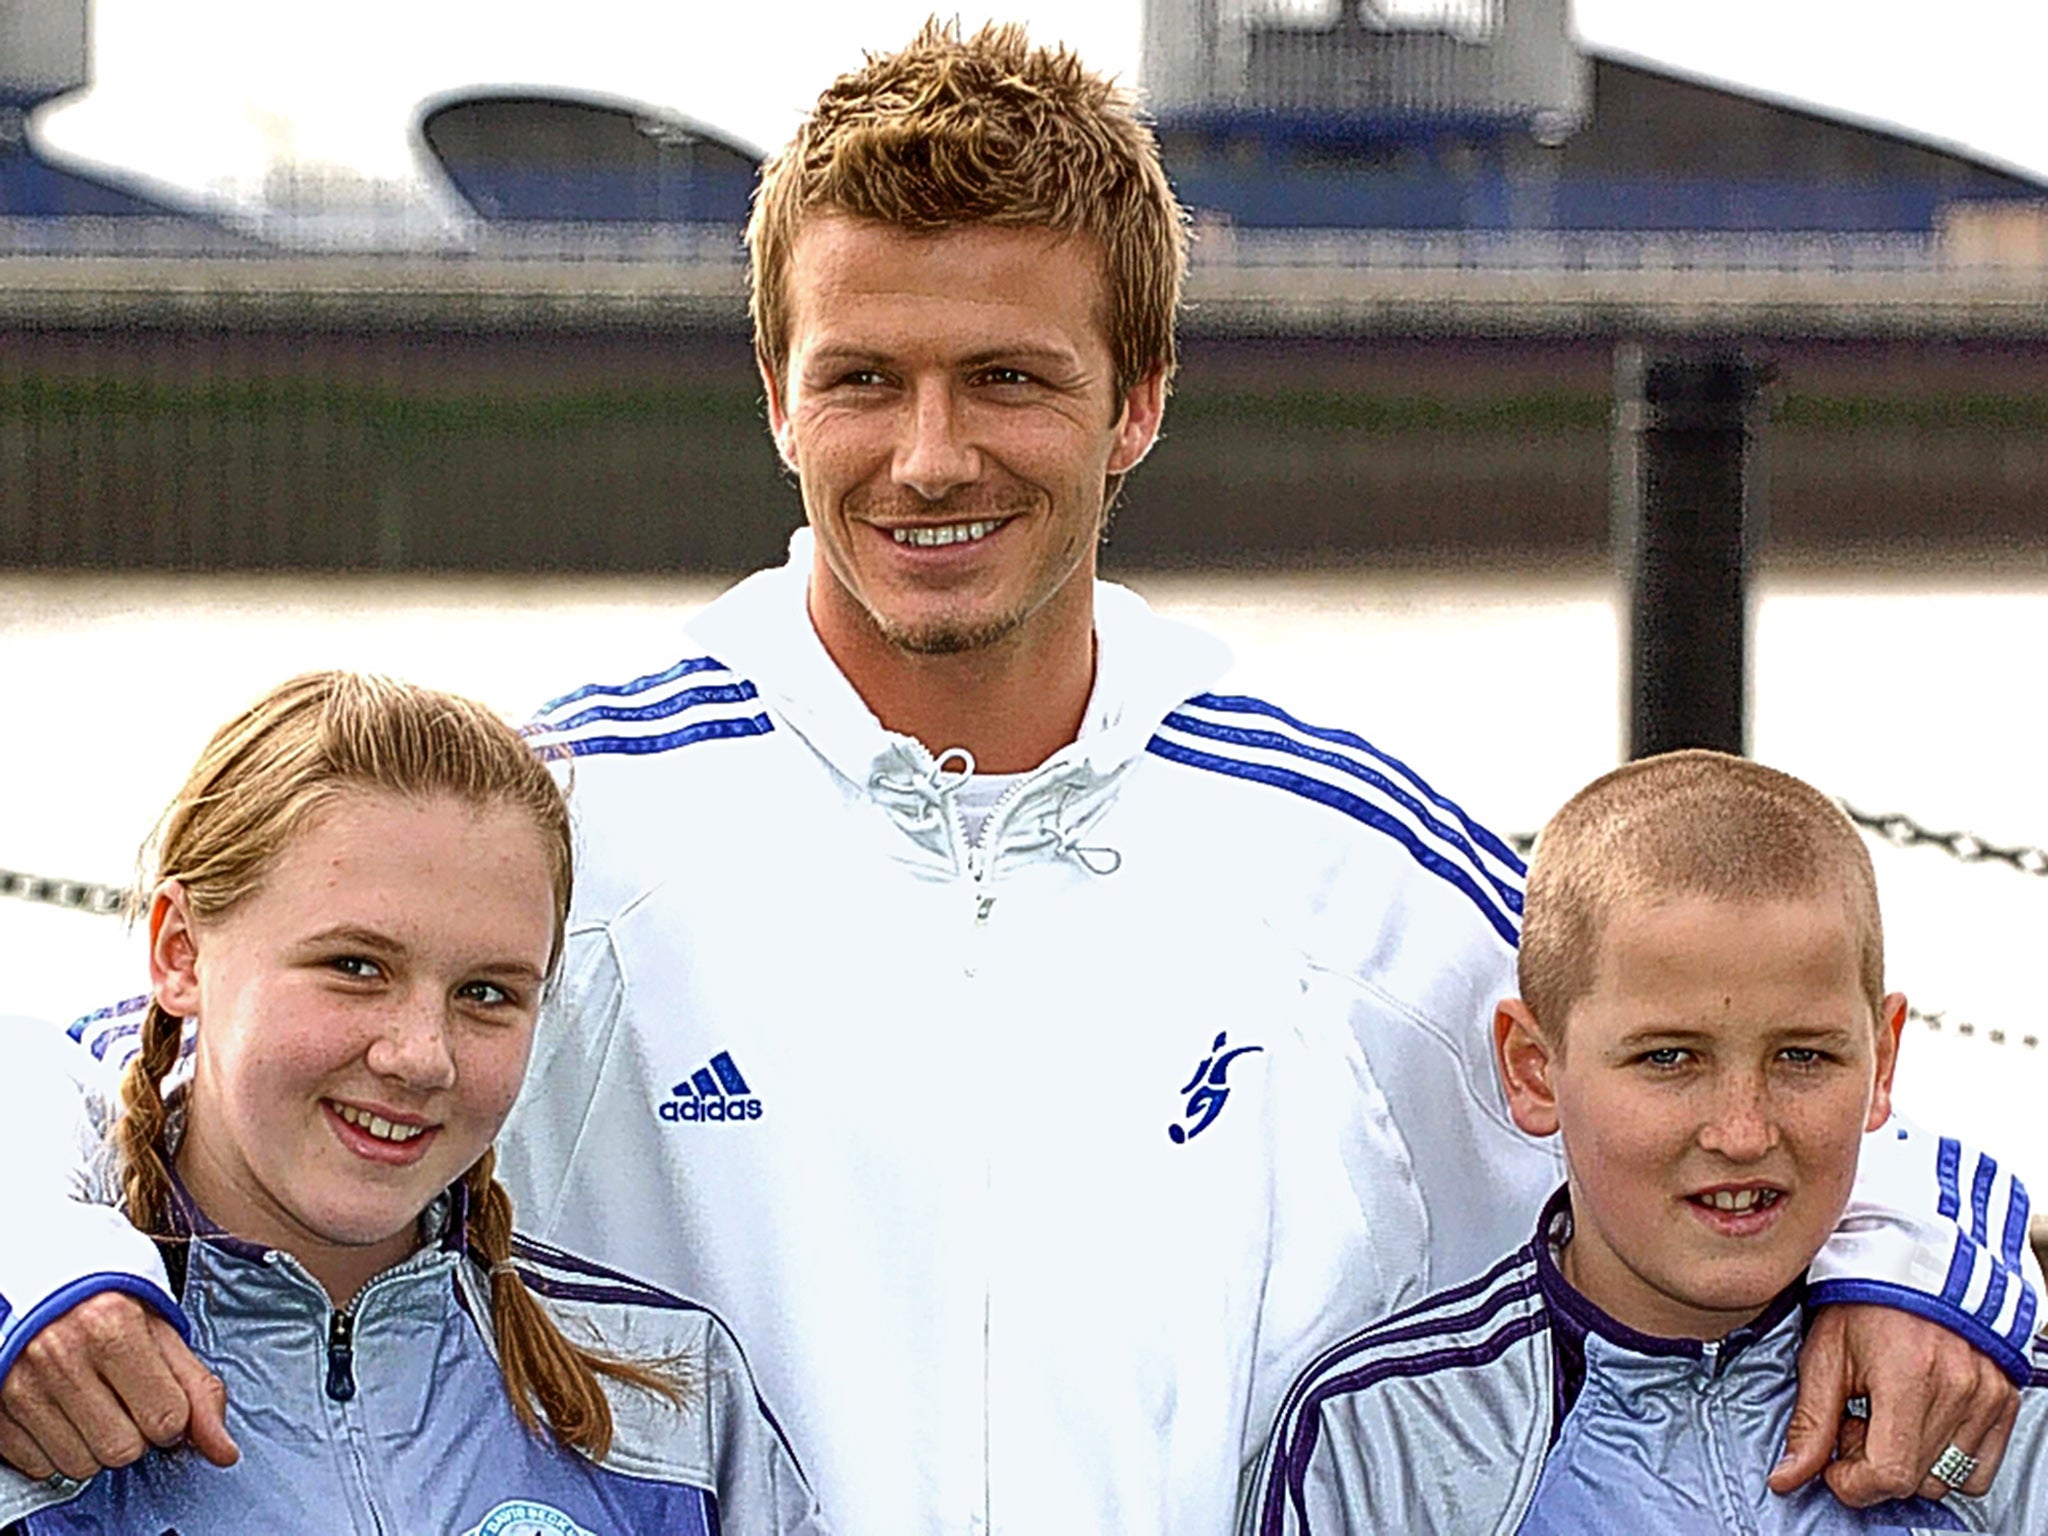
[0,1188,825,1536]
[1249,1188,2046,1535]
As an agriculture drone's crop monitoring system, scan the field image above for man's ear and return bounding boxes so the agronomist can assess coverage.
[1866,991,1908,1132]
[150,882,203,1018]
[1494,999,1562,1138]
[1106,367,1167,477]
[758,349,797,472]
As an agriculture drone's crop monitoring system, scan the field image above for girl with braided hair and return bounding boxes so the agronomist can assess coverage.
[0,672,823,1536]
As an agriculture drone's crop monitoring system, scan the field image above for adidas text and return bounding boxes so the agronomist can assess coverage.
[660,1097,764,1123]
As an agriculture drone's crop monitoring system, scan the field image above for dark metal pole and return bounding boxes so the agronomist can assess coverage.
[1612,344,1768,760]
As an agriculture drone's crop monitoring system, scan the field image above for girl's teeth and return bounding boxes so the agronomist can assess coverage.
[893,520,999,547]
[335,1103,425,1143]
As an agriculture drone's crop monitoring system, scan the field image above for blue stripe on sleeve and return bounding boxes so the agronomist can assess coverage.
[1939,1231,1978,1311]
[1936,1137,1963,1221]
[2012,1283,2038,1352]
[1187,692,1528,876]
[1970,1153,1999,1244]
[534,654,727,717]
[543,679,760,734]
[1975,1262,2008,1334]
[1161,710,1523,916]
[1145,733,1519,946]
[554,713,774,759]
[2001,1176,2031,1271]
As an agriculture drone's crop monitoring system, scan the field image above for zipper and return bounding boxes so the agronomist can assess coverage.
[321,1296,385,1535]
[325,1307,356,1401]
[963,770,1045,926]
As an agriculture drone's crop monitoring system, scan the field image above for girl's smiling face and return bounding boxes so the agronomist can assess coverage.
[154,789,557,1303]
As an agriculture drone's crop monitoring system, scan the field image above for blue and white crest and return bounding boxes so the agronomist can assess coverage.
[463,1499,597,1536]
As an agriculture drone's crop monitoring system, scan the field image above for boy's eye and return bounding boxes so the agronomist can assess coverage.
[1640,1046,1691,1069]
[1777,1046,1824,1067]
[328,955,381,981]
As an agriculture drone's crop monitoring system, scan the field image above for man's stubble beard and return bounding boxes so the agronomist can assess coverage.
[842,483,1101,659]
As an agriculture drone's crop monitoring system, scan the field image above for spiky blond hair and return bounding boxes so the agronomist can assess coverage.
[747,16,1187,399]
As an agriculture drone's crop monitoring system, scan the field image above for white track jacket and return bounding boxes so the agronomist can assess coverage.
[2,534,2034,1534]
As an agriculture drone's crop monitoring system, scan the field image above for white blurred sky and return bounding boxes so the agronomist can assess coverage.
[27,1,2048,207]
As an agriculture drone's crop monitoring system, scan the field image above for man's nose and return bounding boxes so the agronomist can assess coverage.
[892,380,980,501]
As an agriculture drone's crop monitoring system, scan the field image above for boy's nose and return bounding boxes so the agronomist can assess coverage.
[1696,1079,1780,1162]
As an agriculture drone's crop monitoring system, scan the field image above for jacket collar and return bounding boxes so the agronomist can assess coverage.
[686,529,1234,792]
[688,531,1233,872]
[160,1161,470,1297]
[1535,1185,1807,1423]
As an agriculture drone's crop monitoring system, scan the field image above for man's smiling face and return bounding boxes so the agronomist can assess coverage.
[764,214,1163,661]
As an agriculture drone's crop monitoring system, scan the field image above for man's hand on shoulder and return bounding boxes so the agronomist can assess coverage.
[1772,1302,2017,1506]
[0,1292,236,1483]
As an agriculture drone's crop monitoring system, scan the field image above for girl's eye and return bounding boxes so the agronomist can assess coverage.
[457,979,516,1009]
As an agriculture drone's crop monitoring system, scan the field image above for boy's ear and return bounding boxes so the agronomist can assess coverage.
[1494,999,1562,1138]
[1866,991,1908,1132]
[149,883,202,1018]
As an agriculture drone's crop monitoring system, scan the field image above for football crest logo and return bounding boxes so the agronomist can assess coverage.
[463,1500,597,1536]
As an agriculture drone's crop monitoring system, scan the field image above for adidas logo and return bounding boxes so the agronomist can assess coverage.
[658,1050,764,1124]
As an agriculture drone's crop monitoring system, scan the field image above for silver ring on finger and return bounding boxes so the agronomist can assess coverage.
[41,1472,86,1495]
[1929,1443,1979,1489]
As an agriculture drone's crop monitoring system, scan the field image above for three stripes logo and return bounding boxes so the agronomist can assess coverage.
[659,1050,764,1124]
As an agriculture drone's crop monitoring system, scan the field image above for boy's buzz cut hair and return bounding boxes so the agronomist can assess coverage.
[745,16,1188,399]
[1518,749,1884,1035]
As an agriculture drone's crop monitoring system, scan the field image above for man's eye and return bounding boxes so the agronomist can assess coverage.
[977,367,1034,387]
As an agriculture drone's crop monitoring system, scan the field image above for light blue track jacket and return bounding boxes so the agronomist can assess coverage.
[0,1182,826,1536]
[1248,1187,2047,1536]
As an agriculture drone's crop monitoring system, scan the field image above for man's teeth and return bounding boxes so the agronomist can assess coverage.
[334,1104,426,1144]
[892,520,1000,547]
[1699,1188,1778,1212]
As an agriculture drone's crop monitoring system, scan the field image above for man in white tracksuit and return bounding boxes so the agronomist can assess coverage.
[0,20,2031,1533]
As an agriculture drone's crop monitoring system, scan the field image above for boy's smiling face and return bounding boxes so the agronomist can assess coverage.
[1497,892,1905,1340]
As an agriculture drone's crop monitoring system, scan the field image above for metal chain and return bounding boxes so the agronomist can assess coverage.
[1511,803,2048,877]
[1837,803,2048,878]
[1910,1004,2039,1051]
[0,868,132,918]
[9,805,2045,1047]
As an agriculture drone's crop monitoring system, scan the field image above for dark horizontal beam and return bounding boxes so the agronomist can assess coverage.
[4,253,2048,340]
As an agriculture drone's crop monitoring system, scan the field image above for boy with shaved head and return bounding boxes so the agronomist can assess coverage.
[1248,751,2045,1534]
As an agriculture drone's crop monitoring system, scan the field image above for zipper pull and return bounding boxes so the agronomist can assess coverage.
[1697,1338,1720,1388]
[325,1310,357,1402]
[976,893,996,924]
